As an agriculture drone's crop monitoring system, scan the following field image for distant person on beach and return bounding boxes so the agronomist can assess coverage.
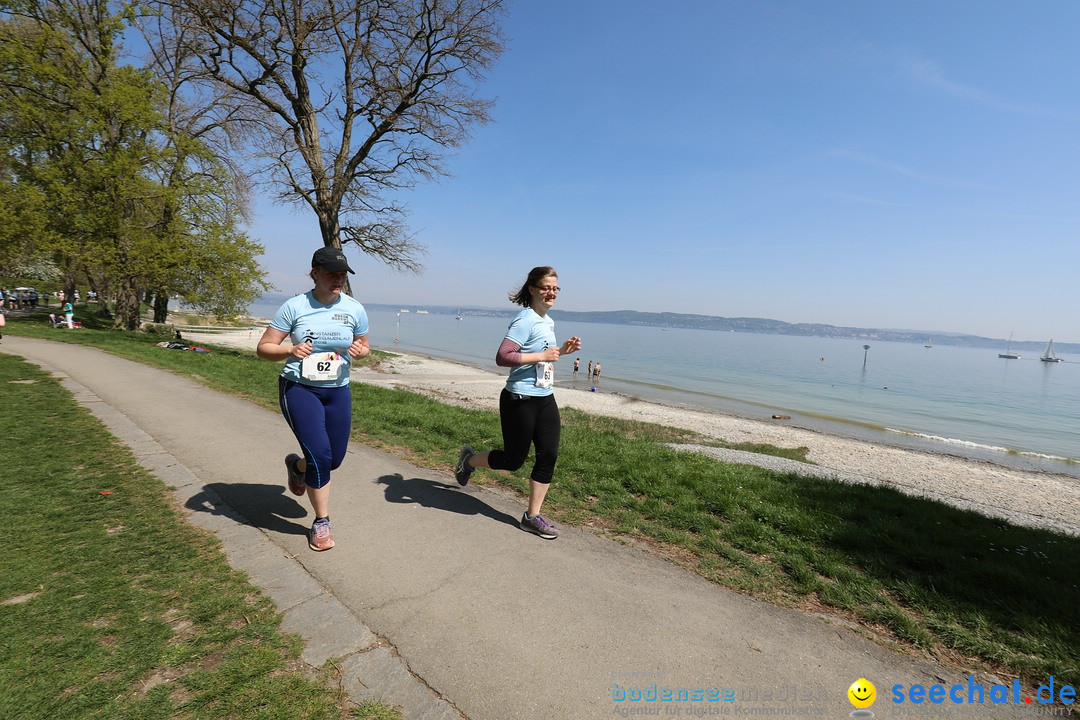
[454,266,582,539]
[573,358,580,376]
[256,246,370,551]
[594,362,601,381]
[588,360,593,378]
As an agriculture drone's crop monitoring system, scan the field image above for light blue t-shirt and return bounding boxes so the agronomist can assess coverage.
[504,308,557,397]
[270,291,369,387]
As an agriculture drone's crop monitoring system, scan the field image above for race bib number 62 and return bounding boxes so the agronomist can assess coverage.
[301,352,343,381]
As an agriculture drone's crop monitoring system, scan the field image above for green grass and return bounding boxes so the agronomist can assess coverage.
[0,350,401,719]
[4,309,1079,687]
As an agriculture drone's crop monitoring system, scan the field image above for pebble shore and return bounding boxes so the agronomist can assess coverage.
[182,328,1080,537]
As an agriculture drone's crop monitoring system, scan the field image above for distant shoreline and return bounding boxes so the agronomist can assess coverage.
[247,297,1080,354]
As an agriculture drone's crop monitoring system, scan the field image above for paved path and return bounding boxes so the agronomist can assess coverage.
[4,336,1027,718]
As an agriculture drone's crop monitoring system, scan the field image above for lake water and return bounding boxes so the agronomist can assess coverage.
[249,301,1080,477]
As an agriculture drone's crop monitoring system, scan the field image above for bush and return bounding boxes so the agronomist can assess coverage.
[141,322,175,336]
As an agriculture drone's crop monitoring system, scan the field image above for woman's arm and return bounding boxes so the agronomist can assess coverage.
[257,326,312,361]
[495,338,560,367]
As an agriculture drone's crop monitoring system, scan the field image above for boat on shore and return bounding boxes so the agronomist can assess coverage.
[998,332,1020,359]
[1040,338,1062,363]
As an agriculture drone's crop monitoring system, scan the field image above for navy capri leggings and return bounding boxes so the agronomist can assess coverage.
[278,377,352,489]
[487,389,561,484]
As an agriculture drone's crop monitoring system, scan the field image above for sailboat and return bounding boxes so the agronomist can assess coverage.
[1040,338,1063,363]
[998,332,1020,359]
[924,337,933,348]
[455,309,463,320]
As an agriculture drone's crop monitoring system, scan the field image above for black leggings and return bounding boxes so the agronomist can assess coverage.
[487,390,561,484]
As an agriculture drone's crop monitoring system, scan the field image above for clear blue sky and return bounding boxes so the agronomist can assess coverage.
[251,1,1080,343]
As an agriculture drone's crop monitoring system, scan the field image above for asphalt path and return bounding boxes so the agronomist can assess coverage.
[4,336,1029,719]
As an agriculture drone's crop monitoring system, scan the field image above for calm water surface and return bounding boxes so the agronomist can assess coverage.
[251,303,1080,477]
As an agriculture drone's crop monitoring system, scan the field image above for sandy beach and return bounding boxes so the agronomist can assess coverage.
[180,327,1080,537]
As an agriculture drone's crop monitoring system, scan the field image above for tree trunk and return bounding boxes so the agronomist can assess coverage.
[64,271,77,309]
[153,292,169,323]
[112,278,142,330]
[317,207,340,249]
[317,208,353,296]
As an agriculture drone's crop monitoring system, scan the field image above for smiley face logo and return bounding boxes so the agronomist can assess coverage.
[847,678,876,709]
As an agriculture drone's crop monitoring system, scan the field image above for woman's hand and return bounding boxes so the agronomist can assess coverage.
[561,336,582,355]
[290,341,314,360]
[348,336,370,359]
[540,346,561,362]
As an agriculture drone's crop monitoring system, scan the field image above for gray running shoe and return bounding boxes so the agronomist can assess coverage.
[454,445,475,486]
[309,520,334,551]
[520,512,559,539]
[284,453,306,496]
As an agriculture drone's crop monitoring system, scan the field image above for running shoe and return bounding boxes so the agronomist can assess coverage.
[309,520,334,551]
[520,512,559,540]
[284,453,306,496]
[454,445,475,486]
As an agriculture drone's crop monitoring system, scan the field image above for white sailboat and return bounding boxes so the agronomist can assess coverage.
[924,337,932,348]
[998,332,1020,359]
[1040,338,1063,363]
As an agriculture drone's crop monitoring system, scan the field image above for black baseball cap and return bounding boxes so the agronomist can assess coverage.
[311,246,355,274]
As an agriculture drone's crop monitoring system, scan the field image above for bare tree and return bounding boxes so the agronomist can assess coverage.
[149,0,506,273]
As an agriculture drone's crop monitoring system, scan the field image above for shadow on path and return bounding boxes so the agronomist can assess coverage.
[376,473,519,529]
[187,482,309,537]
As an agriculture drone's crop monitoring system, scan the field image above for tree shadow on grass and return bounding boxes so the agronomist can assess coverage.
[774,475,1080,680]
[375,473,519,529]
[187,482,309,538]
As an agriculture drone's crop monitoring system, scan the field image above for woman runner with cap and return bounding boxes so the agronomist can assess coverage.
[257,246,370,551]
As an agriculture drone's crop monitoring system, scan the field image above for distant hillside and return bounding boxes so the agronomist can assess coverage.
[363,303,1078,354]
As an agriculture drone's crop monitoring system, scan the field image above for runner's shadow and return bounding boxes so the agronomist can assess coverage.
[376,474,519,529]
[187,482,309,537]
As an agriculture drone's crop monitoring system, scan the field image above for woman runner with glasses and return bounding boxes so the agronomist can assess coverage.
[453,266,581,539]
